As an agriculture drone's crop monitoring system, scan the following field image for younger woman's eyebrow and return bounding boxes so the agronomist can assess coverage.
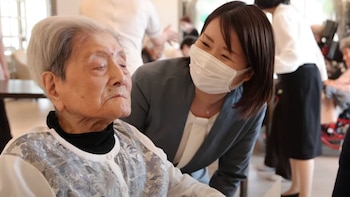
[203,33,232,53]
[203,32,239,56]
[202,33,214,43]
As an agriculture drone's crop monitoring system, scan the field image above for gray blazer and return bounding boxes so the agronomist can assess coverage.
[123,57,266,196]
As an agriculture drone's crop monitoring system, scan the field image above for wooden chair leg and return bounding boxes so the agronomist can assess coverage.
[240,179,248,197]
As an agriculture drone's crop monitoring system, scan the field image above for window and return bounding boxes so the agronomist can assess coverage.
[186,0,256,32]
[0,0,51,55]
[292,0,335,25]
[186,0,335,35]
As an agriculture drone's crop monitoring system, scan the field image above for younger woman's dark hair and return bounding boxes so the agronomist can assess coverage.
[254,0,290,9]
[201,1,275,119]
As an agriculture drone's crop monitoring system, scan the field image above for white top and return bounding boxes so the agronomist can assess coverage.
[0,31,4,80]
[272,4,328,81]
[174,111,219,168]
[0,120,224,197]
[80,0,162,74]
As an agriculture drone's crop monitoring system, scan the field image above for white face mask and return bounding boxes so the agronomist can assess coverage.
[189,45,250,94]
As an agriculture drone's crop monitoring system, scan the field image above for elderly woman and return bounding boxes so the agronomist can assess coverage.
[322,37,350,125]
[324,37,350,99]
[0,16,224,197]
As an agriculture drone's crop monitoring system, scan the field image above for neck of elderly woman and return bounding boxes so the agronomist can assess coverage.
[56,111,113,134]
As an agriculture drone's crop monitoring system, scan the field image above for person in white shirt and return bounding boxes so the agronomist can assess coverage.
[80,0,179,75]
[0,15,224,197]
[0,35,9,80]
[255,0,328,197]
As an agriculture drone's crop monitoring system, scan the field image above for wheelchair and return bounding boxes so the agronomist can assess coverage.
[321,109,350,150]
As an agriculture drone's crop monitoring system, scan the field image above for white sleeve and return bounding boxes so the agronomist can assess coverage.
[165,161,224,197]
[273,13,302,74]
[144,0,162,38]
[129,124,224,196]
[0,155,55,197]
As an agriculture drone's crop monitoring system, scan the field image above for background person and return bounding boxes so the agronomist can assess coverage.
[179,15,199,38]
[80,0,179,74]
[321,36,350,133]
[141,40,164,63]
[258,23,329,181]
[0,15,224,197]
[0,32,11,152]
[323,36,350,109]
[257,81,292,182]
[332,122,350,196]
[180,35,198,57]
[254,0,328,197]
[122,1,275,196]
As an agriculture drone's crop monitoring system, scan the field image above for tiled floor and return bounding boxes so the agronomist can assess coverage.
[4,98,341,197]
[241,151,339,197]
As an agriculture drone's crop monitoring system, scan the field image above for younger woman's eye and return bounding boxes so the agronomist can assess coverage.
[222,54,231,60]
[201,40,210,47]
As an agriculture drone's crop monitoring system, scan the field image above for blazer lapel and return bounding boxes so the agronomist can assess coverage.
[182,89,244,172]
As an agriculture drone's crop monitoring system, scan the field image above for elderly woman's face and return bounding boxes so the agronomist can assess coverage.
[342,47,350,68]
[56,32,131,120]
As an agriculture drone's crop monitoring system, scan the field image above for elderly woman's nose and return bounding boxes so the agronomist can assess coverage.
[109,62,126,83]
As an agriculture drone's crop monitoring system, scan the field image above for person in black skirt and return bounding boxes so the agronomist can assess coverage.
[0,99,11,152]
[254,0,328,197]
[262,80,291,181]
[332,127,350,197]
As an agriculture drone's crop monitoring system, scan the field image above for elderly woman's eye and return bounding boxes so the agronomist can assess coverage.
[116,56,127,68]
[94,63,107,70]
[117,62,127,68]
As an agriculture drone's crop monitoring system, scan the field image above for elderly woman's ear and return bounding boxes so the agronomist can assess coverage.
[42,71,64,111]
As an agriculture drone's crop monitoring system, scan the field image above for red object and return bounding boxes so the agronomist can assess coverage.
[321,118,350,150]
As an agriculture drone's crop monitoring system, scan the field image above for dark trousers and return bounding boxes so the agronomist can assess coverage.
[0,99,12,152]
[264,98,291,180]
[332,127,350,196]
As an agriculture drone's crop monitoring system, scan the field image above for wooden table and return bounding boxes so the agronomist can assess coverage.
[0,79,46,151]
[0,79,46,99]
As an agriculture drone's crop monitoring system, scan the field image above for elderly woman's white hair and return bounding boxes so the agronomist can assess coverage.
[27,15,119,91]
[340,36,350,51]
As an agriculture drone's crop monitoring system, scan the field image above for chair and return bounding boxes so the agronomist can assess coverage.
[240,179,248,197]
[12,50,30,79]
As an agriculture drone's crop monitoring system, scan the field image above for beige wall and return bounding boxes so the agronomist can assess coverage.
[55,0,180,31]
[151,0,181,31]
[56,0,81,16]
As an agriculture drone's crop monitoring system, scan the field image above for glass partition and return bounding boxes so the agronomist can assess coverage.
[183,0,335,34]
[0,0,50,53]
